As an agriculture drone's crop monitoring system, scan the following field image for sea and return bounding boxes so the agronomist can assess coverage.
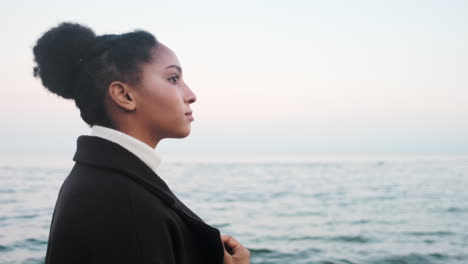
[0,154,467,264]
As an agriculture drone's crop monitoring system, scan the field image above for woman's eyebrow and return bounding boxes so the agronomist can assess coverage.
[165,65,182,74]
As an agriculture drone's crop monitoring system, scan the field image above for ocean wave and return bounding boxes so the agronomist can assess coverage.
[286,235,377,244]
[404,231,455,236]
[249,248,275,254]
[447,207,467,213]
[0,244,13,252]
[368,252,465,264]
[12,238,48,251]
[316,258,357,264]
[329,235,375,243]
[0,189,16,194]
[21,257,45,264]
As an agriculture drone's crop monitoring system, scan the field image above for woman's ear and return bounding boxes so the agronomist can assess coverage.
[108,81,137,111]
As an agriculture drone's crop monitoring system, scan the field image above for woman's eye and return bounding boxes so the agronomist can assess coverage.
[168,75,179,84]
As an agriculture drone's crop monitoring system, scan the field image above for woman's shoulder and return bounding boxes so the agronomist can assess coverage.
[56,162,173,219]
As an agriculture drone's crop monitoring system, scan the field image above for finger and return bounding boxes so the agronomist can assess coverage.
[220,236,235,254]
[221,235,237,247]
[221,235,245,254]
[221,235,234,254]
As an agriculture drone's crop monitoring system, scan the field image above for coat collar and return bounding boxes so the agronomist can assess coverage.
[90,125,162,172]
[72,135,208,226]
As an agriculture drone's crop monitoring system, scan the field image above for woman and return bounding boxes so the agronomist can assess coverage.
[33,22,250,264]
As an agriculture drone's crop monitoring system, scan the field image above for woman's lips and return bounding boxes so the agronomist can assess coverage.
[185,112,194,121]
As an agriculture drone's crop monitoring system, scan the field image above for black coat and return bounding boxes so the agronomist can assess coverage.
[45,135,225,264]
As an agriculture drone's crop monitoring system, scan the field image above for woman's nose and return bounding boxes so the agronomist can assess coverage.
[185,84,197,104]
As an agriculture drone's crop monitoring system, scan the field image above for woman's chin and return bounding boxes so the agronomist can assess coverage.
[172,127,191,138]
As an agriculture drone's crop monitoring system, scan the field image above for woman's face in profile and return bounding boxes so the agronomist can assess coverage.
[135,43,197,140]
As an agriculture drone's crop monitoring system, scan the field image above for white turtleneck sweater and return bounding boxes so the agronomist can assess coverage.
[90,125,162,173]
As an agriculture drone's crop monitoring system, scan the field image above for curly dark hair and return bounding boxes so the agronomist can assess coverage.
[32,22,158,127]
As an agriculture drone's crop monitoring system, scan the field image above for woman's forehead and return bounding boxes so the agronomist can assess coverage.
[153,43,181,68]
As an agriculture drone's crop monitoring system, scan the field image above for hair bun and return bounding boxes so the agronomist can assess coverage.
[33,22,96,99]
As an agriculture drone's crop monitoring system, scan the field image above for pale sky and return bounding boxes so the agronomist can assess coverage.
[1,0,467,155]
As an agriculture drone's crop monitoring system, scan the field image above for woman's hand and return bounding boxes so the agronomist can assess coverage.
[221,235,250,264]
